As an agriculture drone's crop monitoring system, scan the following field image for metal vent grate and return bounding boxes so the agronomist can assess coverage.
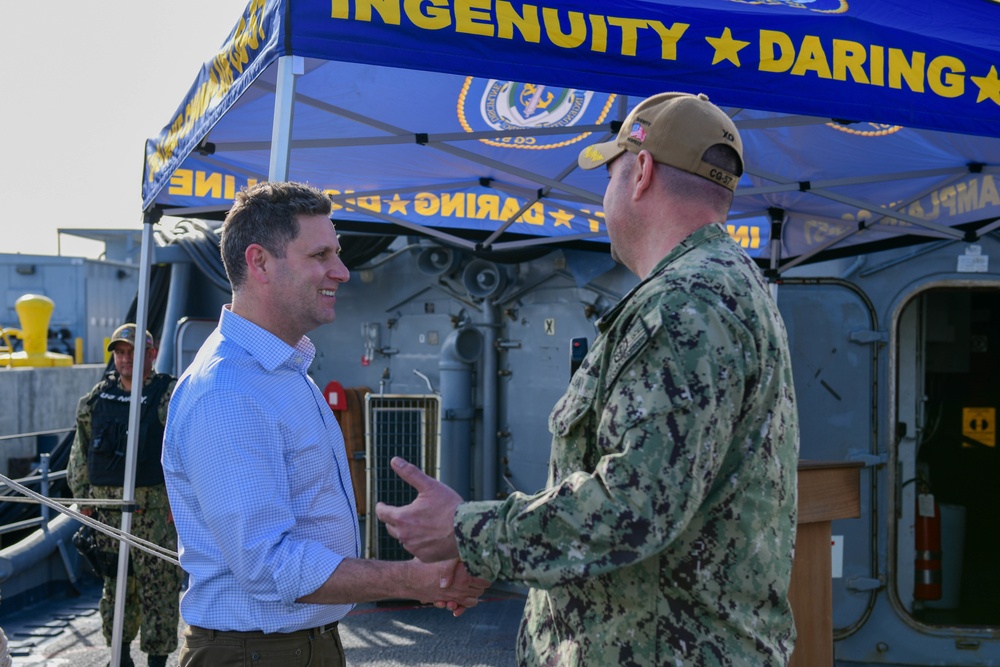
[365,394,441,560]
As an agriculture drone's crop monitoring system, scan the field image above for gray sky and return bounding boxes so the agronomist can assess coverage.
[0,1,249,258]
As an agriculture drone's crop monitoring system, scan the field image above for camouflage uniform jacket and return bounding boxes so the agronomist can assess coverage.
[67,371,176,515]
[455,224,800,666]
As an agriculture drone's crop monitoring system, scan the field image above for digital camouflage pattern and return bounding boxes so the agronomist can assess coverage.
[455,224,800,666]
[67,372,182,656]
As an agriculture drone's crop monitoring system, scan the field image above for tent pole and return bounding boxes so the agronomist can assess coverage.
[767,208,784,303]
[269,56,302,181]
[109,208,158,667]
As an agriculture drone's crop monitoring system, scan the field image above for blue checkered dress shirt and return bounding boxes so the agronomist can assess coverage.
[163,306,360,633]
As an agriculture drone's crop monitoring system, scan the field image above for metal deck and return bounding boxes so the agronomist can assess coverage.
[2,579,524,666]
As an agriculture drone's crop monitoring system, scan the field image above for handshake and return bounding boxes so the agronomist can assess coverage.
[376,457,487,617]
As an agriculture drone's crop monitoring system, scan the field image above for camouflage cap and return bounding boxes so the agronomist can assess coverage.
[107,323,154,351]
[578,92,743,191]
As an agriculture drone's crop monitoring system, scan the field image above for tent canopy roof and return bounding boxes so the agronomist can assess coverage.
[143,0,1000,269]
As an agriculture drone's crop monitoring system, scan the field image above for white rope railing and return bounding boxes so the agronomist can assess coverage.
[0,473,179,565]
[0,496,132,507]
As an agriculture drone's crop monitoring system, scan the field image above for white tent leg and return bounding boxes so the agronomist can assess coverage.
[269,56,302,181]
[110,211,156,666]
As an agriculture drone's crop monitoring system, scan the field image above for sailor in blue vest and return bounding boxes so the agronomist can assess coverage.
[68,324,181,667]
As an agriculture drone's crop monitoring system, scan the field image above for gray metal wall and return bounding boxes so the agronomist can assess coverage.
[783,237,1000,667]
[1,255,138,364]
[0,365,104,476]
[315,235,1000,666]
[157,232,1000,667]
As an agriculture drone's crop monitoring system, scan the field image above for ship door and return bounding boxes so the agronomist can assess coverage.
[777,279,878,635]
[898,286,1000,628]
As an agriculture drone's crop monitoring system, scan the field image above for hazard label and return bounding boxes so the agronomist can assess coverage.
[962,407,995,448]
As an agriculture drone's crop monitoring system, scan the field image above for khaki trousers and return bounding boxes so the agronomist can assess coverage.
[179,623,345,667]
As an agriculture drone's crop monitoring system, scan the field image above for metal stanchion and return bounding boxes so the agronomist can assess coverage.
[38,454,50,524]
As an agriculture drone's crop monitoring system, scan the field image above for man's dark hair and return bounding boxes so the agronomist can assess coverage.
[220,182,333,290]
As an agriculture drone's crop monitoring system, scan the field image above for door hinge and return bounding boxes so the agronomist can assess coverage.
[846,576,883,592]
[847,450,888,467]
[849,329,888,344]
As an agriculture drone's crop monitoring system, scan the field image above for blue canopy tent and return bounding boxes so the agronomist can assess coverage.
[140,0,1000,270]
[118,3,999,662]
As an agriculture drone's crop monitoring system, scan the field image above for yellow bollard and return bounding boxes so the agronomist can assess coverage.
[17,294,53,355]
[0,294,73,367]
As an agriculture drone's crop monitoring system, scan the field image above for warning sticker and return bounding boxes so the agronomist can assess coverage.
[962,407,996,448]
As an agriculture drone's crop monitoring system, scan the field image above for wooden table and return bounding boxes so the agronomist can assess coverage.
[788,461,863,667]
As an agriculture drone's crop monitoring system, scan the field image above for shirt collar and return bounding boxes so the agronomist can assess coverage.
[219,306,316,372]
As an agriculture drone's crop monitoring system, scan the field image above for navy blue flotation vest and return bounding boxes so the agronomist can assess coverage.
[86,373,172,487]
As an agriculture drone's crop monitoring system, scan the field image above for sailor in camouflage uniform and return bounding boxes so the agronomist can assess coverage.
[68,324,181,667]
[378,93,800,666]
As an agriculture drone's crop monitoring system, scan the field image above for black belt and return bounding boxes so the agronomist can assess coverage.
[308,622,339,637]
[189,622,339,638]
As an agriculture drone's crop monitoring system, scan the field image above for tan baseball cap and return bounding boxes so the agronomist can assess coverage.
[107,323,154,351]
[578,92,743,191]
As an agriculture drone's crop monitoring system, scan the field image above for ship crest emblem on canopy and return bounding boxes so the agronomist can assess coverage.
[458,78,616,150]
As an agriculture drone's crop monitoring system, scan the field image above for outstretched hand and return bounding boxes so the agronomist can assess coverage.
[376,457,463,562]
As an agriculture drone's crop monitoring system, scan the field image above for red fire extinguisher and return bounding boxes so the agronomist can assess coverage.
[914,481,942,601]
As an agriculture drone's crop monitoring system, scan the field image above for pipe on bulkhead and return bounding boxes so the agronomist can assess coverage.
[438,327,483,500]
[481,303,499,501]
[157,262,191,376]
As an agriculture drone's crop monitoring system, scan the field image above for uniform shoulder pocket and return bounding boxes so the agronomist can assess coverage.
[548,361,599,437]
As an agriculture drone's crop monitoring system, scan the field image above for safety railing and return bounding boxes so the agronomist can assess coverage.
[0,427,74,534]
[0,428,74,443]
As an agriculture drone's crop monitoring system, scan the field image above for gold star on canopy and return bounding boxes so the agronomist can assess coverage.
[549,209,574,229]
[971,65,1000,105]
[387,194,410,214]
[706,28,750,67]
